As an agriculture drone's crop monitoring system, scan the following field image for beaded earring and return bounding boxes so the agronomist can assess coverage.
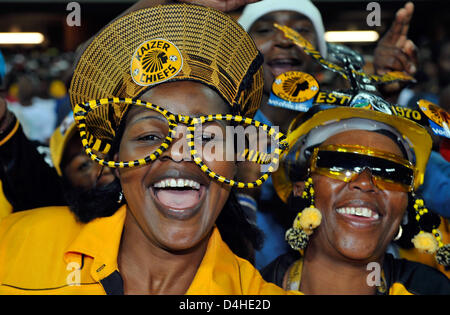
[285,177,322,252]
[410,192,450,267]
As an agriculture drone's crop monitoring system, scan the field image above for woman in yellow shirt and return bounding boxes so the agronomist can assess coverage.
[0,3,296,295]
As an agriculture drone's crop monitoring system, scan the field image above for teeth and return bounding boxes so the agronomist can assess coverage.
[336,207,379,219]
[153,178,200,190]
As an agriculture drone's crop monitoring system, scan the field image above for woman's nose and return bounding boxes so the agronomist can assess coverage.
[159,124,192,162]
[274,29,294,48]
[348,168,378,192]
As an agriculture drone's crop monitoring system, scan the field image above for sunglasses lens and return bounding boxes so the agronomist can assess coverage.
[314,150,414,191]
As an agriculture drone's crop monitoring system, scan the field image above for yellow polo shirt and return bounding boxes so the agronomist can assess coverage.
[0,180,12,219]
[0,205,298,295]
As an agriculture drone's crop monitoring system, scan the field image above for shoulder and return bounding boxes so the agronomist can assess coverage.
[233,252,299,295]
[0,206,102,294]
[0,205,78,227]
[425,151,450,178]
[202,228,297,295]
[385,254,450,295]
[0,206,81,243]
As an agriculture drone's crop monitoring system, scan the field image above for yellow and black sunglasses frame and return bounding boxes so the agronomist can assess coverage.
[73,97,289,189]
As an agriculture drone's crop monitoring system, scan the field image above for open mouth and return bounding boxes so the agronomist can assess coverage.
[335,207,380,221]
[151,177,206,219]
[267,58,303,77]
[334,198,384,228]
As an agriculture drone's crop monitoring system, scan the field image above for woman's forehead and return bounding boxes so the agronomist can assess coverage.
[137,81,229,116]
[321,130,404,157]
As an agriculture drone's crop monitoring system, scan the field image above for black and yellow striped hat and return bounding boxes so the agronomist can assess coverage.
[69,4,263,152]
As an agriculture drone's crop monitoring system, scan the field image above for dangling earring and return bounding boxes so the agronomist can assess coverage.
[410,192,450,267]
[285,176,322,252]
[410,193,438,254]
[393,225,403,241]
[117,191,124,204]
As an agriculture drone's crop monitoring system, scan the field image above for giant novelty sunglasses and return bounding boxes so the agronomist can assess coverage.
[73,98,288,189]
[310,144,417,192]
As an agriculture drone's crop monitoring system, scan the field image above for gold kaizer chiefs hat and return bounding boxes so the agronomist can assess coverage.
[69,4,263,153]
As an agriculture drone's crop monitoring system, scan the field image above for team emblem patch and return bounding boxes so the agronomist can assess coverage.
[131,39,183,86]
[272,71,319,103]
[419,99,450,129]
[419,99,450,138]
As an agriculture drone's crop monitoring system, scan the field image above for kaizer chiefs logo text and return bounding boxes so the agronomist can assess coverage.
[131,39,183,86]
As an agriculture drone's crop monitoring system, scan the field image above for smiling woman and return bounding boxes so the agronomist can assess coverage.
[117,81,237,255]
[263,105,450,295]
[0,4,295,295]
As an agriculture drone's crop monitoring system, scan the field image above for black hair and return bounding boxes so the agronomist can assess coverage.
[62,176,122,223]
[214,189,264,261]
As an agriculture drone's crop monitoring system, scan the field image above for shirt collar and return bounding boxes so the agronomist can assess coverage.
[64,205,127,281]
[63,205,245,293]
[187,227,244,294]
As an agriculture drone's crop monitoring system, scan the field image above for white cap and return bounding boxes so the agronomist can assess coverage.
[238,0,327,58]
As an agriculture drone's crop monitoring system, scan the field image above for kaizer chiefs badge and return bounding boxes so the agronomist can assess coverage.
[419,99,450,128]
[131,39,183,86]
[419,99,450,138]
[272,71,319,103]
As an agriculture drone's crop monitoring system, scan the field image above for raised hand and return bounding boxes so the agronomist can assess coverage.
[373,2,418,76]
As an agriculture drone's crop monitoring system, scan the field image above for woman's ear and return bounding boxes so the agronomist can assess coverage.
[293,181,306,197]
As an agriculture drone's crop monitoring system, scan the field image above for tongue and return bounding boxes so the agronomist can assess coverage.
[156,189,200,209]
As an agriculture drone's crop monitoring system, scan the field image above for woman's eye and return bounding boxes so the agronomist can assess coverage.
[77,160,93,172]
[252,24,274,35]
[255,28,272,34]
[193,132,220,143]
[199,133,214,142]
[295,27,312,35]
[137,134,161,142]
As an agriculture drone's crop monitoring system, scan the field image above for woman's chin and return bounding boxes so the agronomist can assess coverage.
[156,229,210,253]
[333,235,381,263]
[336,245,380,264]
